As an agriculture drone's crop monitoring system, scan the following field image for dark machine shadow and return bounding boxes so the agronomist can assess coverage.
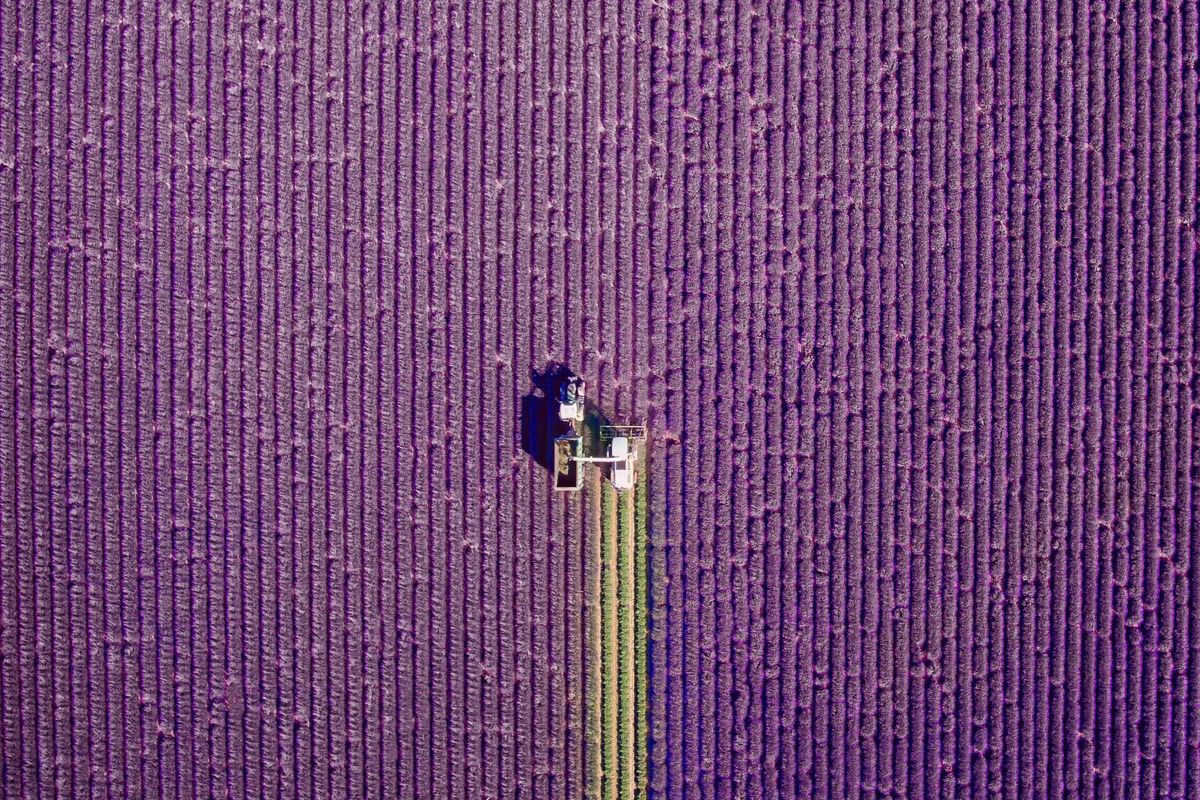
[521,363,569,472]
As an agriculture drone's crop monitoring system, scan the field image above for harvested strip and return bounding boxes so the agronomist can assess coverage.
[590,457,650,800]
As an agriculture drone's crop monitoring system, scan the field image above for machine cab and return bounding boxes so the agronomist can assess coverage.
[558,376,586,424]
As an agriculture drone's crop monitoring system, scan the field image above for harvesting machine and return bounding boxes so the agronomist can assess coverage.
[551,372,645,492]
[598,425,645,491]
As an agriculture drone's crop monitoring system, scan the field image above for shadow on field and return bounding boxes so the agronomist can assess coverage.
[520,394,551,471]
[521,364,564,472]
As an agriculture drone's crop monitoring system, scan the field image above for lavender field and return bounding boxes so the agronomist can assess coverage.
[2,0,1199,797]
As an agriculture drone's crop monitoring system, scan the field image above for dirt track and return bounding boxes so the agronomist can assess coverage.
[1,0,1198,797]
